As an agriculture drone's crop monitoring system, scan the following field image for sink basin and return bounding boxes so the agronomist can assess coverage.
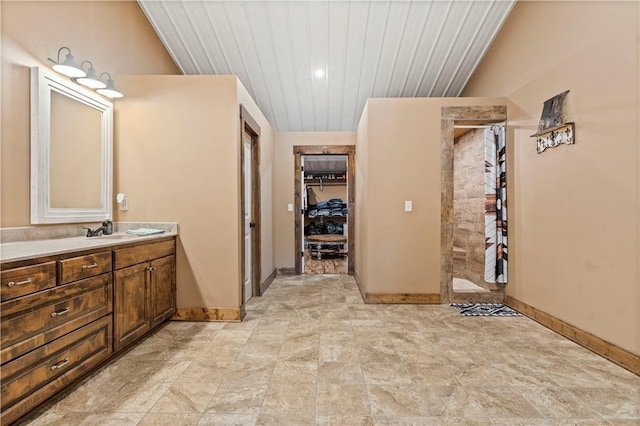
[92,234,138,240]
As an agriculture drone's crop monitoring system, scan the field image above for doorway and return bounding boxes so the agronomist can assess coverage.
[293,145,355,275]
[441,106,507,304]
[240,106,261,304]
[452,124,506,295]
[302,155,348,274]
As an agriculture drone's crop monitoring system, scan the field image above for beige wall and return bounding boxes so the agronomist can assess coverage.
[356,97,505,295]
[355,105,369,287]
[1,0,178,227]
[273,132,355,269]
[1,1,275,311]
[307,185,346,205]
[115,75,244,310]
[462,1,639,355]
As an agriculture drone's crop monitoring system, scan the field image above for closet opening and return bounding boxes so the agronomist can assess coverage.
[303,155,348,274]
[293,146,355,276]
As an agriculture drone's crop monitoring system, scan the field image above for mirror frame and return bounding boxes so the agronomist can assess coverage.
[30,66,113,224]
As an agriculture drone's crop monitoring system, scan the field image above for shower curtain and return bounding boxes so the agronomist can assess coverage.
[484,125,507,284]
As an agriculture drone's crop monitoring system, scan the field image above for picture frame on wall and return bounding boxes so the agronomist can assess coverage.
[531,89,575,154]
[538,90,569,132]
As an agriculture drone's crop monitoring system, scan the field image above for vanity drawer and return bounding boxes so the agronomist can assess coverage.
[59,251,112,284]
[114,239,175,269]
[1,262,56,302]
[0,273,112,364]
[0,316,112,424]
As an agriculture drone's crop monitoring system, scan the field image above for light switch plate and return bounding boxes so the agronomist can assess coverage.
[404,201,412,212]
[287,203,294,212]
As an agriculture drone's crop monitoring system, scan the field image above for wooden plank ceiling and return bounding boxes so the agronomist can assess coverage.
[304,155,347,173]
[138,0,515,132]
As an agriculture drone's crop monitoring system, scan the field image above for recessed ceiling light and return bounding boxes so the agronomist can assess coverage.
[314,68,325,79]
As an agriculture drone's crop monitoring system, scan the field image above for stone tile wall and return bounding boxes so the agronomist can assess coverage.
[453,129,485,286]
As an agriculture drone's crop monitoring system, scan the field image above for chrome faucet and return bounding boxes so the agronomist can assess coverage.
[84,220,113,237]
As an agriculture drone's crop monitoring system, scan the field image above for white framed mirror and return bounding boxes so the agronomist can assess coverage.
[30,66,113,224]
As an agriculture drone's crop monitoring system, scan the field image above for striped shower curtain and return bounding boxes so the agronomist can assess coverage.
[484,126,507,284]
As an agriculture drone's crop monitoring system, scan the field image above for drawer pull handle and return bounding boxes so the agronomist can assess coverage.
[51,307,70,317]
[7,278,32,287]
[50,358,70,371]
[81,262,98,270]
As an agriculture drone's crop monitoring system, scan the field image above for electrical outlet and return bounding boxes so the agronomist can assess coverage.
[404,201,412,212]
[287,203,294,212]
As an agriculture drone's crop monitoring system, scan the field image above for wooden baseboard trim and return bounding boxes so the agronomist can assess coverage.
[353,271,440,304]
[451,291,504,304]
[172,307,244,322]
[505,296,640,376]
[260,268,277,294]
[277,267,296,275]
[365,293,441,304]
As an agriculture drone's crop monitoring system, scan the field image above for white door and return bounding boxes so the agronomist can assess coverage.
[243,133,252,303]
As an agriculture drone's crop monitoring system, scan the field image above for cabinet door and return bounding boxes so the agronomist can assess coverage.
[149,255,176,328]
[114,263,150,351]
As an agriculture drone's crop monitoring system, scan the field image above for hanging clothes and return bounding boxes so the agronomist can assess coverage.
[484,125,508,284]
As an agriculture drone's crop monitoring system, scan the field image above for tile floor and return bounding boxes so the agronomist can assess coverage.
[452,278,489,293]
[19,274,640,425]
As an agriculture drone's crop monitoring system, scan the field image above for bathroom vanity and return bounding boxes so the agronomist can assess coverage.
[0,231,176,424]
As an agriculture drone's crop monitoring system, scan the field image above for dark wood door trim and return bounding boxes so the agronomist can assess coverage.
[240,105,261,303]
[293,145,356,275]
[440,105,506,304]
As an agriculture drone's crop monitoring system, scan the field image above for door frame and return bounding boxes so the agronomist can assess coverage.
[293,145,356,275]
[440,105,506,304]
[240,105,261,304]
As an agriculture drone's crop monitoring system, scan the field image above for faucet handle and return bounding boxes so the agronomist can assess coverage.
[102,220,113,235]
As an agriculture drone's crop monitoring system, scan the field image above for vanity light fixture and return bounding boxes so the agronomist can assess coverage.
[48,47,124,99]
[48,47,86,78]
[75,61,107,89]
[96,72,124,99]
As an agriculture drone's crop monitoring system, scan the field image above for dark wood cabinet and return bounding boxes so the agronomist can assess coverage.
[0,262,56,302]
[113,240,176,352]
[1,259,113,425]
[0,317,112,423]
[150,255,176,328]
[1,273,112,364]
[1,236,176,425]
[114,263,150,351]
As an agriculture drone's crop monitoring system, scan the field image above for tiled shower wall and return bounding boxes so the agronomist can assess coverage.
[453,129,485,286]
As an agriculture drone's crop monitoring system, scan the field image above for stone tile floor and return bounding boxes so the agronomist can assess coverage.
[19,274,640,425]
[452,278,489,293]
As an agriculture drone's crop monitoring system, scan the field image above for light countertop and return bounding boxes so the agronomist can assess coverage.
[1,231,177,264]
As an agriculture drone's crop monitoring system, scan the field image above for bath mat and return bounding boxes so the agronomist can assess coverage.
[450,303,521,317]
